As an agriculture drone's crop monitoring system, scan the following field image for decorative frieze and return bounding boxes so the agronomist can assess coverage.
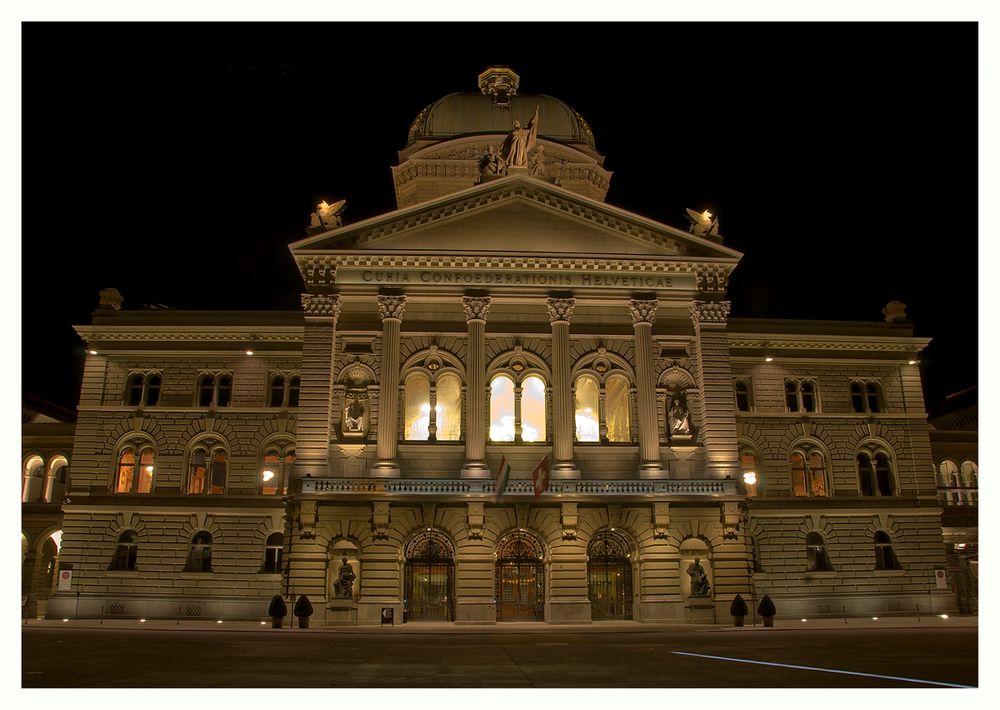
[546,297,576,324]
[377,295,407,321]
[690,300,731,325]
[628,299,658,325]
[300,293,342,319]
[462,296,492,322]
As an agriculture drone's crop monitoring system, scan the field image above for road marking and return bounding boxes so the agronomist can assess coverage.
[671,651,974,688]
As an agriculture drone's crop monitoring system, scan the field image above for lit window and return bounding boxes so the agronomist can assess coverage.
[125,372,161,407]
[574,375,600,442]
[436,373,462,441]
[605,375,631,443]
[185,532,213,572]
[263,532,283,573]
[21,455,45,502]
[260,446,294,496]
[187,446,227,495]
[740,449,760,496]
[874,531,901,570]
[489,375,516,442]
[521,376,546,443]
[791,448,827,497]
[109,530,138,571]
[115,447,155,494]
[806,532,833,572]
[404,374,431,441]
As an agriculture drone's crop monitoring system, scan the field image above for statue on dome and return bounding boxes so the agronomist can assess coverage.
[500,106,539,168]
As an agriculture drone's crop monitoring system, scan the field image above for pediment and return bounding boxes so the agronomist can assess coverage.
[291,175,741,262]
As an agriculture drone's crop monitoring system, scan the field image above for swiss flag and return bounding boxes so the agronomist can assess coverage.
[531,454,550,500]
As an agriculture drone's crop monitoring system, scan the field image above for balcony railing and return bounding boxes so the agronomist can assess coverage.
[300,477,737,497]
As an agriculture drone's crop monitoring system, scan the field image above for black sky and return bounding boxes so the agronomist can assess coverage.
[21,22,978,410]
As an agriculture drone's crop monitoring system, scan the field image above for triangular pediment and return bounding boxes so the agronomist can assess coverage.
[290,175,742,262]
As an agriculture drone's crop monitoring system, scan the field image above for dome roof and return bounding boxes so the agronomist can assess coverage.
[406,67,596,149]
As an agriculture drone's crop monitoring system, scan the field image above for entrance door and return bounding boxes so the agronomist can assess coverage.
[588,531,633,620]
[495,531,545,621]
[403,530,455,622]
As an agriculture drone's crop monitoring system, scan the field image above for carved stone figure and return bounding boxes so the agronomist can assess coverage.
[669,395,691,435]
[479,145,504,176]
[345,399,366,432]
[687,557,710,596]
[333,556,356,599]
[529,146,546,176]
[500,106,539,168]
[883,300,908,323]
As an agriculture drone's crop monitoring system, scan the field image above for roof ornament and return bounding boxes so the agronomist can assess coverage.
[685,208,721,239]
[308,199,346,234]
[478,66,520,105]
[883,300,908,323]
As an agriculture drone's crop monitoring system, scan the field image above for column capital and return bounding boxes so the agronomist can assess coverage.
[690,300,731,325]
[300,293,342,320]
[377,295,407,321]
[627,299,658,325]
[546,297,576,324]
[462,296,492,322]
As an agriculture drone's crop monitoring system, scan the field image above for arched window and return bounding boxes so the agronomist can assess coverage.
[785,379,819,413]
[196,373,232,407]
[734,379,753,412]
[791,447,827,497]
[404,373,432,441]
[874,531,901,570]
[740,448,761,496]
[806,532,833,571]
[260,445,294,496]
[46,457,69,503]
[263,532,283,573]
[489,375,516,442]
[187,445,227,495]
[436,373,462,441]
[185,532,213,572]
[125,372,161,407]
[960,460,978,488]
[267,374,301,407]
[115,446,155,494]
[850,382,865,413]
[521,376,546,443]
[858,448,894,496]
[851,380,883,413]
[109,530,138,571]
[574,375,600,442]
[22,455,45,502]
[605,375,631,443]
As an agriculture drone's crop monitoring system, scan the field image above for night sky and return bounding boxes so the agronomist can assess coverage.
[21,22,978,411]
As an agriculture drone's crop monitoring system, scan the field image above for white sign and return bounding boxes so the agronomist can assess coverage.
[934,569,949,590]
[58,570,72,591]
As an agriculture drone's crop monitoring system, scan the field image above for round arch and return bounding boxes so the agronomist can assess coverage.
[495,530,546,622]
[587,529,635,620]
[403,529,455,622]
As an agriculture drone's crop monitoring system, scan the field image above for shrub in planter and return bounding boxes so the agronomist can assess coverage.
[268,595,288,629]
[294,594,314,629]
[758,594,776,627]
[730,594,749,626]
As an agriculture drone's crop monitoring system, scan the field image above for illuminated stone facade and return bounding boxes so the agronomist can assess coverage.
[36,68,956,624]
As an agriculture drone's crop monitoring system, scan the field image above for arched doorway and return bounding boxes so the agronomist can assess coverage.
[403,530,454,622]
[495,531,545,621]
[587,530,633,620]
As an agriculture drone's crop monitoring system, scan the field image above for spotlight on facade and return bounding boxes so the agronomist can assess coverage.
[88,350,98,356]
[246,348,255,356]
[260,621,267,625]
[262,470,275,482]
[62,618,69,622]
[801,618,807,622]
[872,617,879,621]
[908,359,918,365]
[140,618,146,623]
[940,614,949,619]
[743,471,758,486]
[216,620,223,624]
[764,356,774,362]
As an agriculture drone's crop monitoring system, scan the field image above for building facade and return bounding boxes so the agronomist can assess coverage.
[32,67,956,624]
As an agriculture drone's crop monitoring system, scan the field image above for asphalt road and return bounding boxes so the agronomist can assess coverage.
[22,626,977,688]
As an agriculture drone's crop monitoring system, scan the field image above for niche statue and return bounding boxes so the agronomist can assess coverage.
[687,557,711,597]
[333,557,356,599]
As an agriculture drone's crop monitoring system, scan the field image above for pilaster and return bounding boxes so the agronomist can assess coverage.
[629,299,664,478]
[373,295,406,477]
[462,296,491,478]
[295,293,342,482]
[547,297,579,478]
[689,301,739,479]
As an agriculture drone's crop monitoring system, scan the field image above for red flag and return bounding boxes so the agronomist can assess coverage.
[531,454,550,500]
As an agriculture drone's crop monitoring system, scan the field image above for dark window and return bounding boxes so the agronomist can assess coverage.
[198,375,215,407]
[217,375,233,407]
[801,381,816,412]
[288,376,300,407]
[858,453,876,496]
[850,382,865,413]
[875,453,894,495]
[866,383,882,413]
[806,532,833,572]
[145,374,161,406]
[187,448,226,495]
[874,531,901,570]
[734,380,752,412]
[109,531,138,571]
[785,381,799,412]
[127,374,144,406]
[185,532,213,572]
[263,532,283,573]
[269,376,286,407]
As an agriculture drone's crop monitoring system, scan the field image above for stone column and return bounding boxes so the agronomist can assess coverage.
[295,294,342,481]
[373,295,406,477]
[462,296,491,478]
[629,299,664,477]
[689,301,739,479]
[547,298,579,478]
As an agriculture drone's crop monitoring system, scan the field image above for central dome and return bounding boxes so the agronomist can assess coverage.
[406,66,596,149]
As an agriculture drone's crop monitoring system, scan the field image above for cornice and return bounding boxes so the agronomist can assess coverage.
[75,326,303,344]
[728,333,932,352]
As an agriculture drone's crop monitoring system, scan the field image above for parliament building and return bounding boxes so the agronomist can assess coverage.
[22,67,967,625]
